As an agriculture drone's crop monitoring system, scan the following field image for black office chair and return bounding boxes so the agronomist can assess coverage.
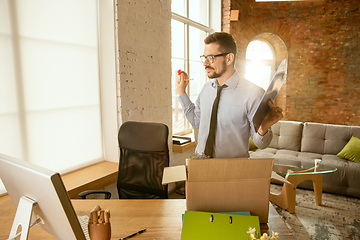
[117,121,169,199]
[78,121,169,199]
[78,190,112,199]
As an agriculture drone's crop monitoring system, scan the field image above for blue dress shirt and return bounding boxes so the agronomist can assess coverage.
[179,71,273,158]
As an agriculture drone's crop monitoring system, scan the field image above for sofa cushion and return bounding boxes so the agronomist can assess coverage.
[269,121,303,151]
[268,121,280,148]
[302,122,360,155]
[337,136,360,163]
[343,158,360,197]
[250,149,323,166]
[324,124,358,155]
[301,122,326,154]
[250,147,278,159]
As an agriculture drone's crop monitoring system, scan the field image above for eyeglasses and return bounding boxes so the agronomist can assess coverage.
[200,53,230,63]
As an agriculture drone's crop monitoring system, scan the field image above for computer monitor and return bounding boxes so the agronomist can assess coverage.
[0,153,86,240]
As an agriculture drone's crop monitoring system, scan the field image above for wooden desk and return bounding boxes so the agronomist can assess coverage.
[0,197,295,240]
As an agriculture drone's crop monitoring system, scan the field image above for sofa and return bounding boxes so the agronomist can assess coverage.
[250,121,360,198]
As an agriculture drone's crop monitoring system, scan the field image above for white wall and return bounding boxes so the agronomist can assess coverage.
[116,1,172,132]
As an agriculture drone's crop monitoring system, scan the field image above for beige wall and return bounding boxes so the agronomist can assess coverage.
[115,0,180,166]
[116,0,172,129]
[115,1,173,155]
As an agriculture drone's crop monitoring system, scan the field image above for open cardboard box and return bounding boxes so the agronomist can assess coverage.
[163,158,289,223]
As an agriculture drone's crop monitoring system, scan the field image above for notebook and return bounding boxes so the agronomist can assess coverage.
[252,58,287,132]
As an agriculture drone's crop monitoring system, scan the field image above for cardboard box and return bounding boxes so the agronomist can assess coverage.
[163,158,275,223]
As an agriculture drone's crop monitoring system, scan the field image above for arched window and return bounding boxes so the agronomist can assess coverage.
[245,40,275,90]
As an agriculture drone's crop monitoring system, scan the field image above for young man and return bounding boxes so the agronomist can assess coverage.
[176,32,283,158]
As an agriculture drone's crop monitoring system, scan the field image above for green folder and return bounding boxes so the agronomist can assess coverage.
[180,211,260,240]
[181,211,250,222]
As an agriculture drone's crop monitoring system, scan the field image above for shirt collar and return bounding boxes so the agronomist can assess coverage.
[210,71,240,90]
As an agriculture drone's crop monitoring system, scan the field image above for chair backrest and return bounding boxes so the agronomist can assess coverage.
[117,121,169,199]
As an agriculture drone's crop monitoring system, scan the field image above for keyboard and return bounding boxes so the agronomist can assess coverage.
[78,215,90,240]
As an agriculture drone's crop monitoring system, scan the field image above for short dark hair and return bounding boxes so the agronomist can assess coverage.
[204,32,237,57]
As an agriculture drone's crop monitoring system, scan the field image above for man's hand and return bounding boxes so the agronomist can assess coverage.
[176,70,189,95]
[258,99,283,136]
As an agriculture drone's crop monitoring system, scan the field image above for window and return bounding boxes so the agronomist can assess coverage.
[171,0,220,134]
[0,0,117,196]
[245,40,275,90]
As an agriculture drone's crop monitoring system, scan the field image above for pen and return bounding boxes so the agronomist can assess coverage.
[119,229,146,240]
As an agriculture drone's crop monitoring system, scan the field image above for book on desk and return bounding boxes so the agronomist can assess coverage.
[172,136,192,145]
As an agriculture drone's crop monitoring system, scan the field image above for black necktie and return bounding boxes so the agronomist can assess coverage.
[204,84,227,158]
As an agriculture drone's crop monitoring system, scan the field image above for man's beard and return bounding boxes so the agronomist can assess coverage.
[206,60,227,79]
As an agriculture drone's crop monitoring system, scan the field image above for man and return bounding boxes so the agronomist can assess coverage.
[176,32,283,158]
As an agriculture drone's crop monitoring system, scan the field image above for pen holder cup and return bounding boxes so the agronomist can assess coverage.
[88,222,111,240]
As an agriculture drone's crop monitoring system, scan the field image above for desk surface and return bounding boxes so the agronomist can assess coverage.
[0,196,295,240]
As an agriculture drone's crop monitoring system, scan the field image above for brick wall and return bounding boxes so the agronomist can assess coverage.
[225,0,360,126]
[222,0,231,33]
[116,0,172,130]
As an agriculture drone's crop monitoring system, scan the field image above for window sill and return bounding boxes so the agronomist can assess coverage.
[0,161,119,201]
[173,141,196,153]
[61,161,118,199]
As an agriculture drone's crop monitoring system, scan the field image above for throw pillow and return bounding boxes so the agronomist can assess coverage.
[337,136,360,164]
[249,137,256,150]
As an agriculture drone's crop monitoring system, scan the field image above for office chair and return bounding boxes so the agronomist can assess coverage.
[78,121,169,199]
[78,190,112,199]
[117,121,169,199]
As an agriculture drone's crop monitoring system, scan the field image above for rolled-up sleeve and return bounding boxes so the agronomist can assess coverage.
[252,128,273,149]
[179,93,199,129]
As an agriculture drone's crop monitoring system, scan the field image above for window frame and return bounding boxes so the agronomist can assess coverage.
[171,0,221,135]
[98,0,118,164]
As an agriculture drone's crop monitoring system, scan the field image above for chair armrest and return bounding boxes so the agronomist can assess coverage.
[78,190,112,199]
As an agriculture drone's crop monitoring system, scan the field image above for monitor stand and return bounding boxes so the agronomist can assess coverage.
[8,196,38,240]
